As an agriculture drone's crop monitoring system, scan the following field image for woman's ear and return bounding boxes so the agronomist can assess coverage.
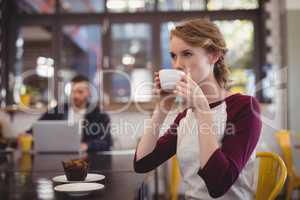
[208,52,221,65]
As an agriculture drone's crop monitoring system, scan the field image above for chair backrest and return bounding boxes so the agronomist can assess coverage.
[275,130,294,177]
[256,152,287,200]
[169,156,180,200]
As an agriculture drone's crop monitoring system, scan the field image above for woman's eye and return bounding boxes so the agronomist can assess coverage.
[170,53,176,60]
[183,52,192,57]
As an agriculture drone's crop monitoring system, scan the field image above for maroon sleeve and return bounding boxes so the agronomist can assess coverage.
[134,110,187,173]
[197,96,262,198]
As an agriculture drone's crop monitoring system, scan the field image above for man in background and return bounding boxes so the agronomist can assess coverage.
[32,75,112,152]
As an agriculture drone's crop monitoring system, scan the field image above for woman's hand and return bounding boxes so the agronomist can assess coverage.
[174,75,210,112]
[153,72,176,111]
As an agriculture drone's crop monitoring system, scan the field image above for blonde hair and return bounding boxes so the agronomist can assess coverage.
[170,18,230,88]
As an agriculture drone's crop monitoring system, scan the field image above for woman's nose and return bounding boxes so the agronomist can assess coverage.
[173,59,184,70]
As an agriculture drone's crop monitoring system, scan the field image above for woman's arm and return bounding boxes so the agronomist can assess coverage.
[175,75,261,197]
[135,105,169,161]
[134,108,187,173]
[196,97,261,198]
[175,74,220,168]
[194,111,219,168]
[134,71,181,173]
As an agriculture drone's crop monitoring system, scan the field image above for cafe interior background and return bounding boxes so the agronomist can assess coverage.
[0,0,300,199]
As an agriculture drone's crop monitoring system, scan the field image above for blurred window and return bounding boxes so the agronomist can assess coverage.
[14,26,55,109]
[106,0,155,12]
[17,0,56,14]
[207,0,258,10]
[60,0,105,13]
[13,0,265,105]
[108,23,153,102]
[61,25,102,103]
[158,0,205,11]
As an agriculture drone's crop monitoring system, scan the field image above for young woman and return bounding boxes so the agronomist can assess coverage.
[134,18,262,200]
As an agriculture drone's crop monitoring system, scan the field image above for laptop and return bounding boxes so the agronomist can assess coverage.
[33,120,81,153]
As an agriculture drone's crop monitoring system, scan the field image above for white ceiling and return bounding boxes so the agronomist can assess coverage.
[286,0,300,10]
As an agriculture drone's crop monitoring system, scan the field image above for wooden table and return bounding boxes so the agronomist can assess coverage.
[0,151,149,200]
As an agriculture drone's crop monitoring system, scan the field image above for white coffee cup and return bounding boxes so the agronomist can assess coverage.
[159,69,185,92]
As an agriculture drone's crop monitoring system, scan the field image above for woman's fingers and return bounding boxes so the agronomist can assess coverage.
[180,74,188,83]
[175,84,185,92]
[175,84,187,97]
[174,89,185,97]
[155,82,161,90]
[152,88,162,96]
[175,78,197,99]
[176,80,193,93]
[176,80,187,88]
[154,73,162,89]
[154,78,160,85]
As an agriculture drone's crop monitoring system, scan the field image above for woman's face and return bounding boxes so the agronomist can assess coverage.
[169,35,215,84]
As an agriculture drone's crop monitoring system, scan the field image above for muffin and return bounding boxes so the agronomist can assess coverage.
[62,159,88,181]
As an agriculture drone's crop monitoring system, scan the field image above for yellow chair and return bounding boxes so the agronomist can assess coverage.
[169,156,180,200]
[256,152,287,200]
[276,130,300,200]
[169,152,287,200]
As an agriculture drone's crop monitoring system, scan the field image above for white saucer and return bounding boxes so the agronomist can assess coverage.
[52,173,105,183]
[54,182,104,197]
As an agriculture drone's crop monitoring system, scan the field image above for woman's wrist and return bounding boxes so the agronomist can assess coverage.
[194,109,214,124]
[192,96,210,111]
[153,104,170,120]
[143,106,168,138]
[155,100,173,113]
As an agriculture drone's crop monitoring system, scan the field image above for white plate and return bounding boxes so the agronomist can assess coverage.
[54,182,104,197]
[52,173,105,183]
